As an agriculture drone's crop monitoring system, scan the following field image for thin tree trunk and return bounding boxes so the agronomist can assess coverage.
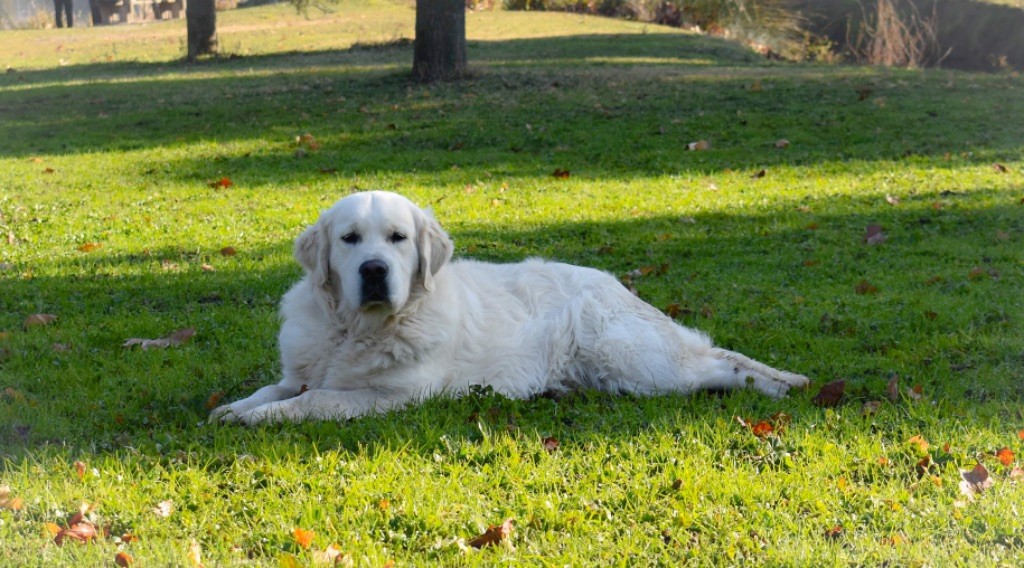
[186,0,218,62]
[413,0,467,82]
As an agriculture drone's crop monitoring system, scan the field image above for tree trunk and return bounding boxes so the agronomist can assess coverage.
[186,0,218,62]
[413,0,467,82]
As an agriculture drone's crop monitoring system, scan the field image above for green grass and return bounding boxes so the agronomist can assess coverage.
[2,2,1024,565]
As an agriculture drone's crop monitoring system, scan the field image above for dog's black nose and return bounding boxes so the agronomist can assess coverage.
[359,259,389,280]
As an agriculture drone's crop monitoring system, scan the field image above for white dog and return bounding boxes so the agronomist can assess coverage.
[211,191,808,424]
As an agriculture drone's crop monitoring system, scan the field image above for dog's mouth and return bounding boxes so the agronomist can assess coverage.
[360,283,392,310]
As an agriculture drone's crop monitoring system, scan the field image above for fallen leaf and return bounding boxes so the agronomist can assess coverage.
[200,263,215,272]
[52,342,70,352]
[1019,430,1024,441]
[74,460,86,480]
[856,87,873,101]
[0,486,23,511]
[77,242,103,253]
[924,310,938,320]
[664,303,682,318]
[153,500,173,518]
[907,385,923,401]
[886,376,900,401]
[44,522,63,537]
[996,447,1014,467]
[542,436,559,452]
[1010,467,1024,481]
[205,391,224,410]
[219,246,237,256]
[864,224,886,245]
[968,267,987,281]
[187,540,204,567]
[293,527,315,549]
[811,379,846,407]
[123,328,196,350]
[993,163,1009,173]
[54,521,98,545]
[686,140,710,151]
[825,525,843,539]
[209,177,233,189]
[774,139,789,149]
[959,463,993,499]
[468,519,514,549]
[862,400,882,416]
[854,280,878,295]
[24,313,57,329]
[907,435,929,454]
[43,167,56,174]
[885,194,900,205]
[552,168,570,179]
[750,420,774,438]
[115,551,134,567]
[312,543,351,566]
[751,169,766,179]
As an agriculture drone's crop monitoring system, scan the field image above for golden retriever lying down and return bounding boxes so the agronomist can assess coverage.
[211,191,808,424]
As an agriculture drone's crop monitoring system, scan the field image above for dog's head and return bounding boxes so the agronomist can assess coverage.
[294,191,453,318]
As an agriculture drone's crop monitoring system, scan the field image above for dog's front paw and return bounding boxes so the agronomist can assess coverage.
[209,403,242,424]
[233,400,306,425]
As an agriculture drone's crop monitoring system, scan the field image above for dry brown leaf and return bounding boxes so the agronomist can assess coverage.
[200,263,215,272]
[293,527,315,549]
[209,177,233,189]
[468,519,514,549]
[855,280,878,295]
[542,436,559,452]
[205,391,224,410]
[24,313,57,329]
[219,246,237,256]
[993,163,1009,173]
[115,551,134,567]
[54,521,98,545]
[885,194,900,205]
[77,242,103,253]
[775,139,789,149]
[811,379,846,407]
[123,328,196,350]
[552,168,570,179]
[959,463,993,499]
[907,384,923,401]
[907,435,929,454]
[73,460,86,480]
[886,376,900,401]
[751,169,767,179]
[664,303,682,318]
[312,543,352,566]
[0,486,23,511]
[687,140,710,151]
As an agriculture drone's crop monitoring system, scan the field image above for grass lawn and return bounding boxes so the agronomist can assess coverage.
[2,1,1024,565]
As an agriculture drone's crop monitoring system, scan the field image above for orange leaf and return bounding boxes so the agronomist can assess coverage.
[115,551,134,567]
[73,460,86,480]
[996,447,1014,467]
[293,527,315,549]
[77,242,103,253]
[209,177,233,189]
[907,435,930,454]
[811,379,846,407]
[1018,429,1024,441]
[551,168,570,179]
[750,421,773,438]
[825,525,842,539]
[43,522,63,537]
[205,391,224,410]
[468,519,514,549]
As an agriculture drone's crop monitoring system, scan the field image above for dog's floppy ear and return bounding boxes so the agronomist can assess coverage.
[416,207,454,293]
[294,221,338,311]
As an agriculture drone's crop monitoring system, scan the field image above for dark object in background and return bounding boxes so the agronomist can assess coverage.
[53,0,73,27]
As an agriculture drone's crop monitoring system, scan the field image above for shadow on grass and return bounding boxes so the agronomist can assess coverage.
[2,197,1021,453]
[2,31,1022,176]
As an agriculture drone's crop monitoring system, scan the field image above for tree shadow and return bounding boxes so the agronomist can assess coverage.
[2,197,1021,453]
[3,30,1021,174]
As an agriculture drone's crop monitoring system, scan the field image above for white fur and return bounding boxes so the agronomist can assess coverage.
[211,191,809,424]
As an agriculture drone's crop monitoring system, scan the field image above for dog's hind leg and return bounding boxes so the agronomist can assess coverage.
[691,347,809,398]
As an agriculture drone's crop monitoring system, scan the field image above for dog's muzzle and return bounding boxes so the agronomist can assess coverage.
[359,259,390,306]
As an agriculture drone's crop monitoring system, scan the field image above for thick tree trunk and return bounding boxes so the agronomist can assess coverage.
[186,0,218,62]
[412,0,467,82]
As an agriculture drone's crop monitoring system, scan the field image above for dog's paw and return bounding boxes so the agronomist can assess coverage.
[208,403,240,424]
[233,400,305,425]
[754,371,810,398]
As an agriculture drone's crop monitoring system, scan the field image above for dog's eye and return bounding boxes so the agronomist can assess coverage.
[341,233,361,244]
[390,232,407,244]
